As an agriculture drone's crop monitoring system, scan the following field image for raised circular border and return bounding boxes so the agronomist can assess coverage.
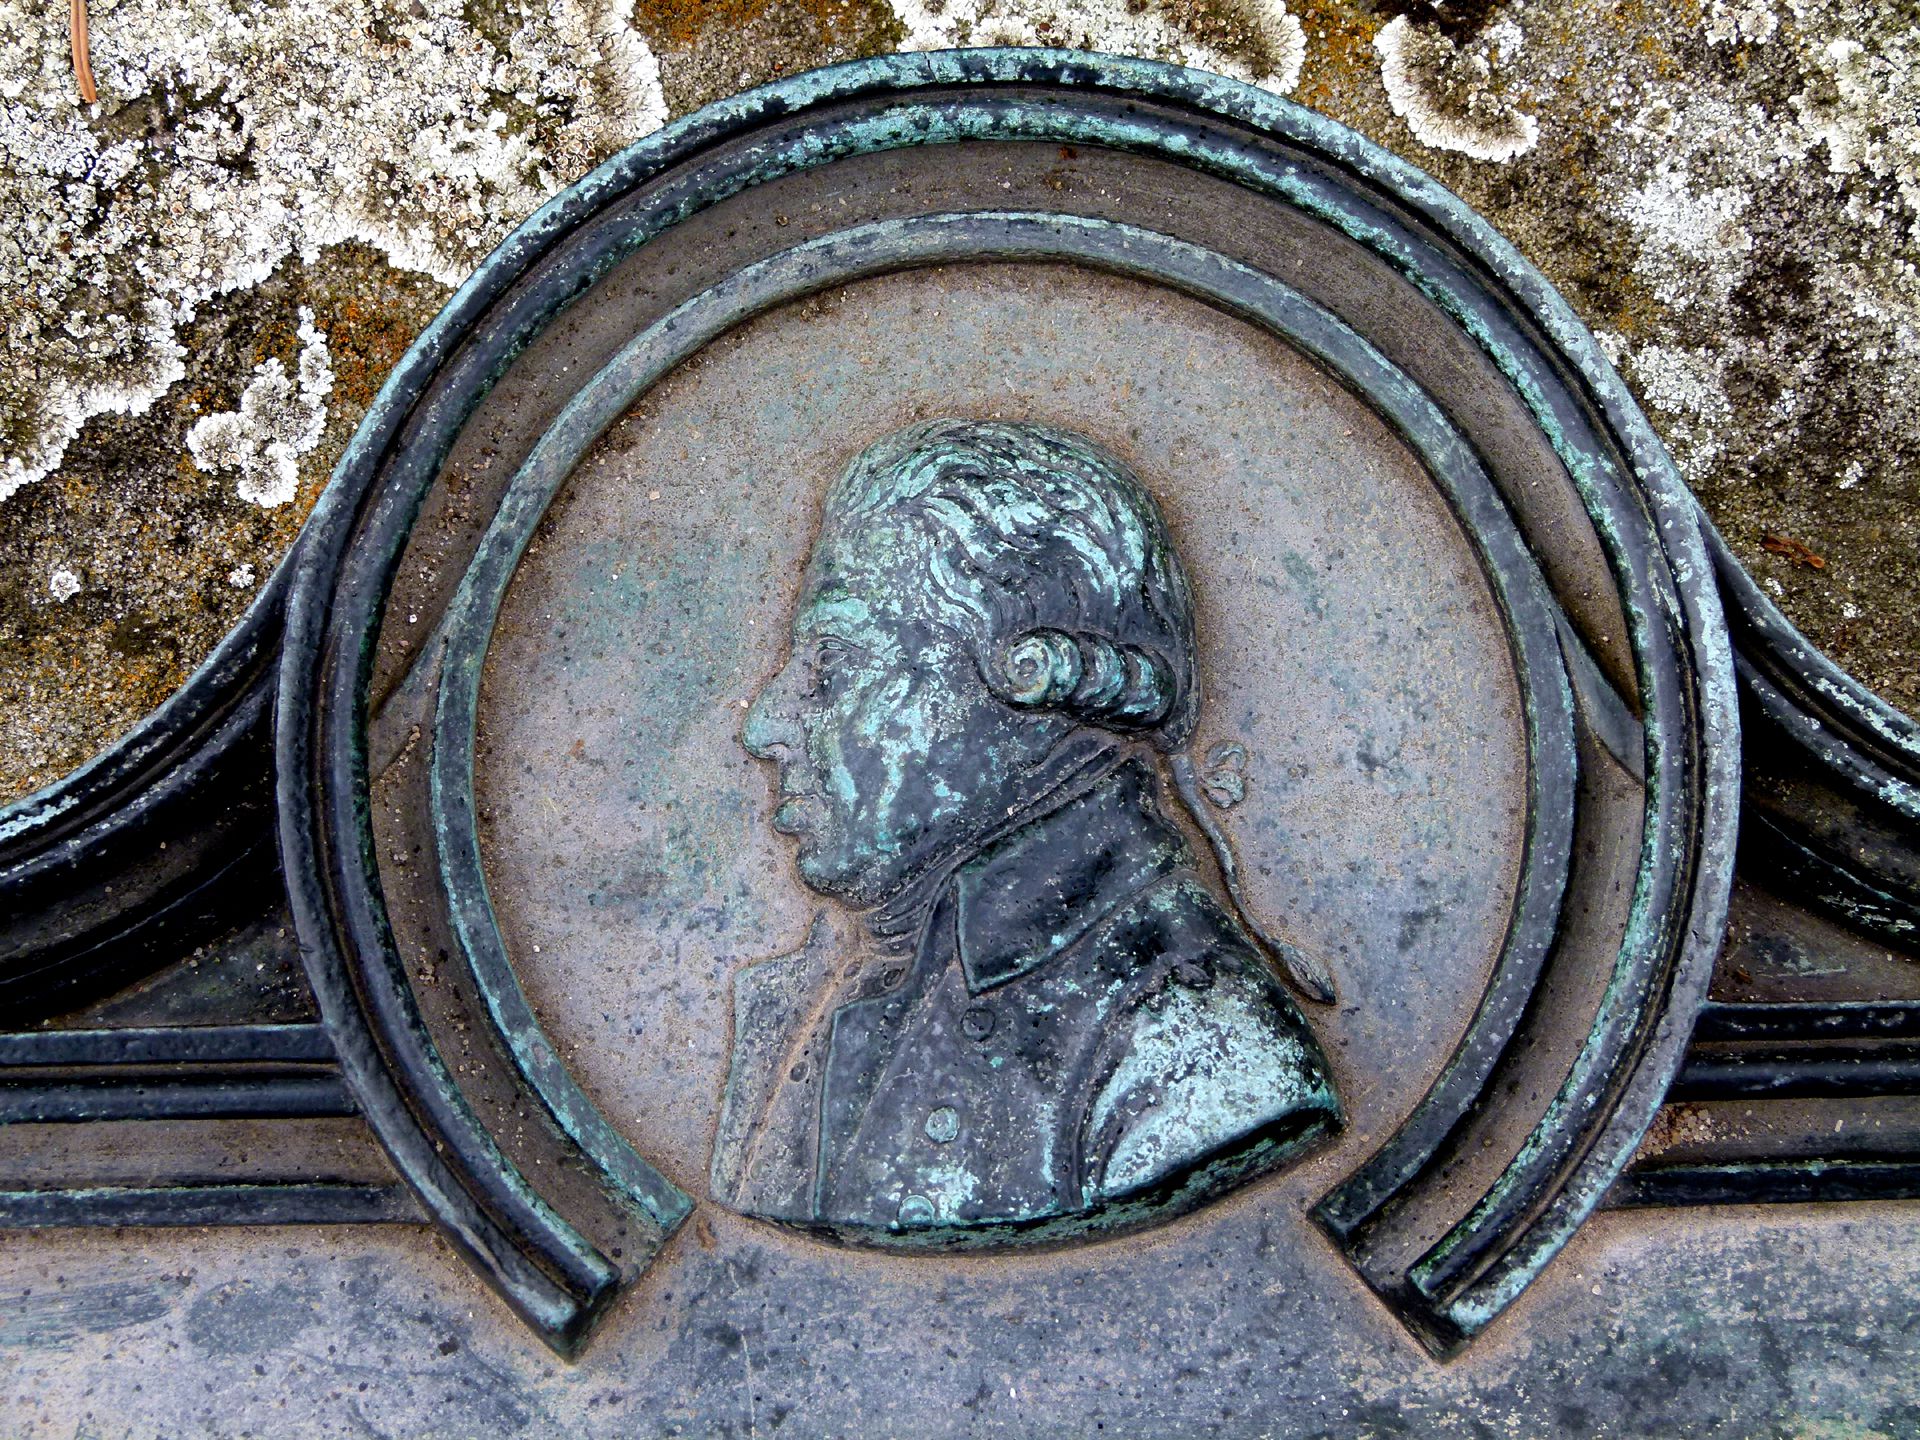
[427,206,1579,1249]
[276,49,1739,1357]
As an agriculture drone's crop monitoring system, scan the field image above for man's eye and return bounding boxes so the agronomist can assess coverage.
[812,638,859,687]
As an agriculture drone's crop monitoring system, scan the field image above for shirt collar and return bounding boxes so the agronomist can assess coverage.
[863,730,1123,957]
[952,757,1188,994]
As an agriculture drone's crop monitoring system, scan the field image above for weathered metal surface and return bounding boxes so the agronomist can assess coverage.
[5,1206,1920,1434]
[289,51,1740,1355]
[712,418,1340,1243]
[0,46,1914,1432]
[465,254,1529,1256]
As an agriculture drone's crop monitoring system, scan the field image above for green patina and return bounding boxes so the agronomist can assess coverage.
[423,202,1565,1259]
[713,418,1341,1241]
[383,50,1732,1333]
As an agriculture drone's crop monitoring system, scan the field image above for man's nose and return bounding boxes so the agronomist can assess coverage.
[741,663,802,761]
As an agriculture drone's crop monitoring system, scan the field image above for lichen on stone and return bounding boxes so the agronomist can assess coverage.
[185,307,334,507]
[1618,145,1754,310]
[1705,0,1779,48]
[0,0,676,798]
[1792,26,1920,241]
[889,0,1308,95]
[1337,0,1919,711]
[632,0,906,116]
[1575,0,1920,700]
[0,0,670,500]
[1375,13,1539,162]
[0,245,450,801]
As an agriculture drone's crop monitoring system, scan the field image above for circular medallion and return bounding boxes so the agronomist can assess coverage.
[275,50,1736,1356]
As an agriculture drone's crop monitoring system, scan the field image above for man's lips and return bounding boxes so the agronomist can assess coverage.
[772,794,814,835]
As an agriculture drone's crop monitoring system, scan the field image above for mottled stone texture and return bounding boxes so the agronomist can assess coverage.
[3,0,1916,800]
[3,1206,1919,1436]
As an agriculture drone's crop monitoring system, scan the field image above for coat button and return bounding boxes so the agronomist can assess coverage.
[925,1106,959,1143]
[961,1006,994,1041]
[897,1194,935,1225]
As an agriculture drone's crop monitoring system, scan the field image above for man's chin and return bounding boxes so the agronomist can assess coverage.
[794,846,887,907]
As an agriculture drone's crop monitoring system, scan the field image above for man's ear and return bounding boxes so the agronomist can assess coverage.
[980,629,1175,731]
[982,630,1084,707]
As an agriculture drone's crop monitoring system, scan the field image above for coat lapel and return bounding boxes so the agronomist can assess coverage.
[711,913,839,1215]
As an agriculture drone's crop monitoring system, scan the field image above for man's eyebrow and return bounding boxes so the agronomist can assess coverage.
[796,592,874,638]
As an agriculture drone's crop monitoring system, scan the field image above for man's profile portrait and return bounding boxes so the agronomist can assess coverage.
[710,419,1340,1246]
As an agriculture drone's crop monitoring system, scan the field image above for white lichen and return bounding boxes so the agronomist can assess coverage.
[1591,329,1630,368]
[1603,7,1920,498]
[0,0,670,502]
[47,566,81,602]
[1705,0,1779,47]
[888,0,1307,96]
[1792,30,1920,241]
[1624,344,1734,484]
[185,307,334,507]
[1375,15,1540,164]
[1620,161,1755,308]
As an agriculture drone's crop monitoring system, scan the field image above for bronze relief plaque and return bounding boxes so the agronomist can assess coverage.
[4,48,1918,1435]
[461,261,1528,1259]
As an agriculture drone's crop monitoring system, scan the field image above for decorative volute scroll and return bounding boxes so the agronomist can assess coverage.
[1,49,1911,1369]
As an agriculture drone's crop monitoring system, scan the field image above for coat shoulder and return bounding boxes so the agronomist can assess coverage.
[1081,878,1339,1203]
[710,913,840,1207]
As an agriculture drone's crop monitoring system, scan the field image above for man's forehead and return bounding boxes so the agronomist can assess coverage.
[795,520,928,635]
[793,585,874,636]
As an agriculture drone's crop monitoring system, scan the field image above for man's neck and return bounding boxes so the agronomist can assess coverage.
[862,730,1130,956]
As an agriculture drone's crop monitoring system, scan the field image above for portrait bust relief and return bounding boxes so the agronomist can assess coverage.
[711,419,1341,1246]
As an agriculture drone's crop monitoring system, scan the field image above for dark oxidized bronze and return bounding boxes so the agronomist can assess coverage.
[714,420,1338,1244]
[2,46,1916,1431]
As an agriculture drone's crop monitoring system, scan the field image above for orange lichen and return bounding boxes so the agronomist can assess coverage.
[1290,0,1381,112]
[306,247,452,409]
[632,0,889,51]
[315,296,420,408]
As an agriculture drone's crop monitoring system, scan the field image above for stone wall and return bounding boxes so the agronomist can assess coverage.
[4,0,1915,800]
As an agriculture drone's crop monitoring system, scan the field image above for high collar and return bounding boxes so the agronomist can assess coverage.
[864,730,1126,957]
[951,756,1189,994]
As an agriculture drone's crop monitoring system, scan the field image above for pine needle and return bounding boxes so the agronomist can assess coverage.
[71,0,97,105]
